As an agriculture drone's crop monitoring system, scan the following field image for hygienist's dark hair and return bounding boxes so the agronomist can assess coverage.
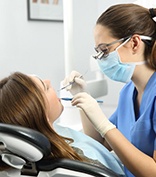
[96,3,156,69]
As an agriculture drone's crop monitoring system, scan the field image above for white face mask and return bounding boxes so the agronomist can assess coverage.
[97,36,151,83]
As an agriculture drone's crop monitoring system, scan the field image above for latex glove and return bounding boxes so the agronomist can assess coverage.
[62,70,87,95]
[71,92,116,137]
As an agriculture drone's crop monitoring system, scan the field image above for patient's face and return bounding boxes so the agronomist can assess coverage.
[30,76,64,124]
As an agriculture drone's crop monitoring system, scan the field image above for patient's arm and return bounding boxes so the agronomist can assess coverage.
[79,109,112,151]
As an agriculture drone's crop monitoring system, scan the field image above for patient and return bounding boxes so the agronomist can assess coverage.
[0,72,125,176]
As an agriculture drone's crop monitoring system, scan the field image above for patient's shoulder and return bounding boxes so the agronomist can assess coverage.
[72,146,107,169]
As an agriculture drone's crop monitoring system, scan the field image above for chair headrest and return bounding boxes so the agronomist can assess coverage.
[0,123,51,169]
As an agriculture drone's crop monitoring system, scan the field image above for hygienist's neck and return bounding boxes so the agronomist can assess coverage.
[132,64,155,93]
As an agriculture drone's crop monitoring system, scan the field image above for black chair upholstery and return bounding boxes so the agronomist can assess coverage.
[0,123,121,177]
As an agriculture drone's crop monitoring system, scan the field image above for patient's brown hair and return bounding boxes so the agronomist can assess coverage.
[0,72,84,170]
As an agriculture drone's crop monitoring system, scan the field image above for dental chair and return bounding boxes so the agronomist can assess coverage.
[0,123,120,177]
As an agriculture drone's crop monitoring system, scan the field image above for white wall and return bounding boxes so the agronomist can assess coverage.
[0,0,65,92]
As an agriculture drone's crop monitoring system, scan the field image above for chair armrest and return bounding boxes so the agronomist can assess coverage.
[35,158,120,177]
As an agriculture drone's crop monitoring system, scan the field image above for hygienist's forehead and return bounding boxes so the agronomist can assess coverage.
[94,25,115,46]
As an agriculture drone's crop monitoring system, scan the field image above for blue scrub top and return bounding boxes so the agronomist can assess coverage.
[109,72,156,177]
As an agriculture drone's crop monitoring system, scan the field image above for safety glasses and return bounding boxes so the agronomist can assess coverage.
[93,36,131,60]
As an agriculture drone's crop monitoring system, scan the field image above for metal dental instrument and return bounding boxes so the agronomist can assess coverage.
[58,75,83,91]
[58,70,88,91]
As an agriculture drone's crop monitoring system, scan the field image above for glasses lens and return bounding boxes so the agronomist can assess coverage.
[92,51,104,59]
[94,44,109,59]
[102,48,109,58]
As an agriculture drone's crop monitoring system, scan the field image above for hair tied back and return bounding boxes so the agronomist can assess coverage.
[149,8,156,20]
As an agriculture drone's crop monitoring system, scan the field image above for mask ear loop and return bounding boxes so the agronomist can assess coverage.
[119,35,152,65]
[116,35,152,51]
[114,37,131,64]
[116,37,131,51]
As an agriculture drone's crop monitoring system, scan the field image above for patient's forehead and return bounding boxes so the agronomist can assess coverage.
[29,75,46,91]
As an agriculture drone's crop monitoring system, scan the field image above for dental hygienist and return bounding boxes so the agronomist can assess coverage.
[63,4,156,177]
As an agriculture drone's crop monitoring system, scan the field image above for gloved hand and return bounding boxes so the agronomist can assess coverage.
[71,92,116,137]
[62,70,87,95]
